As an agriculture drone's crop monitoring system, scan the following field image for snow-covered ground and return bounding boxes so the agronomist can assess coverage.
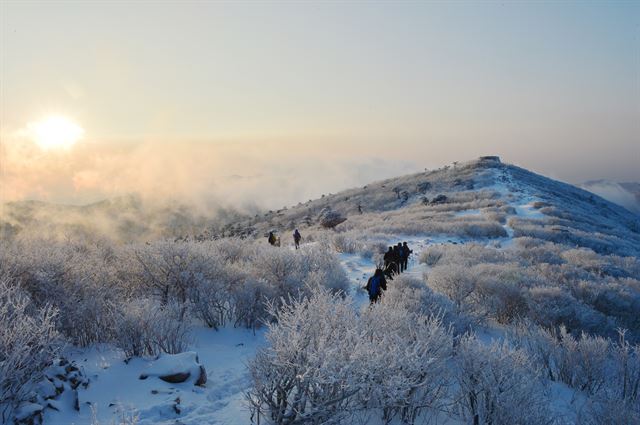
[44,328,265,425]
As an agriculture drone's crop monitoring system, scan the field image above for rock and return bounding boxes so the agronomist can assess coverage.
[159,372,191,384]
[320,210,347,229]
[139,352,205,386]
[430,194,448,205]
[195,365,207,387]
[14,402,43,424]
[35,379,57,400]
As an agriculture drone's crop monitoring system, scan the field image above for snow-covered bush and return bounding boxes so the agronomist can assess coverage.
[0,276,60,421]
[552,327,610,394]
[131,241,209,307]
[114,299,192,359]
[383,275,471,335]
[248,289,360,424]
[512,325,640,404]
[248,287,454,424]
[453,335,553,425]
[426,264,476,310]
[229,276,274,331]
[355,297,452,423]
[186,256,242,330]
[2,240,124,346]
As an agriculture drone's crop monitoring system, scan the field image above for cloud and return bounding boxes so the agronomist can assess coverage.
[581,181,640,214]
[0,132,420,213]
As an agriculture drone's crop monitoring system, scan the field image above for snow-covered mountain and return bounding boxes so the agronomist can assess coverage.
[2,157,639,425]
[226,156,640,257]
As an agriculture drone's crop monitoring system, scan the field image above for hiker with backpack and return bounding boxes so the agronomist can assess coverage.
[401,241,413,272]
[383,246,395,269]
[393,243,403,273]
[293,229,302,249]
[268,231,277,246]
[365,268,387,304]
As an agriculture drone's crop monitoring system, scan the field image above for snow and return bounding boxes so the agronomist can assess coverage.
[454,208,481,217]
[44,328,265,425]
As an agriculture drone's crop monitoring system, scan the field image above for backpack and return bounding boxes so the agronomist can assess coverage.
[369,275,382,297]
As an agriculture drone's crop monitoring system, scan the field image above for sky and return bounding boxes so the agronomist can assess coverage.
[1,1,639,208]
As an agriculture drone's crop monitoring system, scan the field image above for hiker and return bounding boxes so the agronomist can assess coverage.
[365,268,387,304]
[401,241,413,272]
[268,231,277,246]
[393,244,403,273]
[383,246,394,269]
[357,203,363,214]
[383,262,396,281]
[395,243,404,273]
[293,229,302,249]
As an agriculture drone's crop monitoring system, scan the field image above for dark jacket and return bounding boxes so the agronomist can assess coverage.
[366,269,387,298]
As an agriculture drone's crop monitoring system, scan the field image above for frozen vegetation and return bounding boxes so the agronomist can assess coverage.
[1,157,639,424]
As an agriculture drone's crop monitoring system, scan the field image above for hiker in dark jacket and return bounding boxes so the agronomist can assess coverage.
[293,229,302,249]
[383,246,394,269]
[394,243,404,273]
[268,231,277,246]
[401,241,413,272]
[383,262,396,281]
[365,268,387,303]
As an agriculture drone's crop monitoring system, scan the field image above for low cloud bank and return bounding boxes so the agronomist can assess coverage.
[581,181,640,214]
[0,135,420,241]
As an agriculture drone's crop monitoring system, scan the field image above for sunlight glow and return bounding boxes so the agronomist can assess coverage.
[28,116,84,150]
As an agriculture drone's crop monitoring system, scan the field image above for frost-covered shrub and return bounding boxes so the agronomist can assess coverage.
[355,298,452,423]
[552,327,610,393]
[186,257,243,330]
[453,335,553,425]
[3,240,124,346]
[384,275,471,335]
[229,276,274,331]
[426,264,476,309]
[248,289,360,424]
[527,287,610,335]
[474,274,529,324]
[0,276,60,421]
[512,325,640,404]
[581,398,640,425]
[331,233,361,254]
[131,241,211,307]
[420,245,444,266]
[248,287,454,425]
[115,299,192,359]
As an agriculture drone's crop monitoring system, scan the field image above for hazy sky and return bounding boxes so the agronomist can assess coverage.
[1,1,639,207]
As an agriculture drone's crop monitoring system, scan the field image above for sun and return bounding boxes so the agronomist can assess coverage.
[27,116,84,150]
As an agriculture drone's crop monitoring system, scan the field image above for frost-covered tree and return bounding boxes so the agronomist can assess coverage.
[248,289,360,424]
[248,287,453,425]
[0,276,60,421]
[453,335,553,425]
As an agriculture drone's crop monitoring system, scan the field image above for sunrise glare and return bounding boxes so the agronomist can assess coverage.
[26,116,84,151]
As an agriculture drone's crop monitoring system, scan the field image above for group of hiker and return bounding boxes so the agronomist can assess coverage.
[267,228,413,304]
[367,241,413,303]
[384,242,413,275]
[267,229,302,249]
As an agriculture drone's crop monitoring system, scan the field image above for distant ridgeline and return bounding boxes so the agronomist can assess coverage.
[2,156,638,257]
